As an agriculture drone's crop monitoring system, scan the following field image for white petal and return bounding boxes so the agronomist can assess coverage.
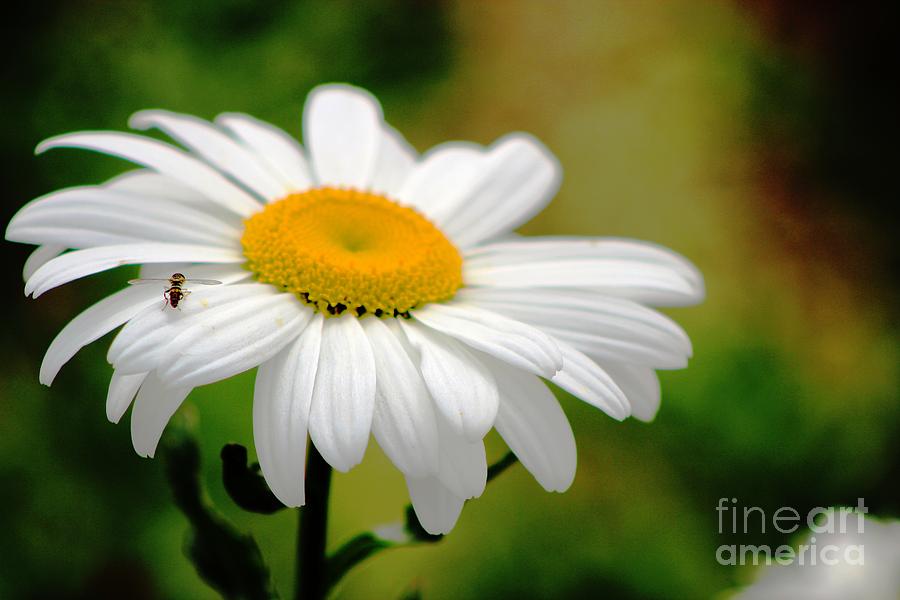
[253,314,323,507]
[104,169,207,201]
[412,302,562,377]
[308,313,376,472]
[390,320,487,496]
[24,243,244,298]
[437,134,561,248]
[540,324,687,369]
[466,262,697,308]
[155,294,311,388]
[39,285,161,386]
[106,370,148,424]
[7,187,240,249]
[9,220,226,251]
[104,170,243,224]
[130,373,191,458]
[487,356,577,492]
[395,142,484,217]
[23,245,65,281]
[11,230,131,249]
[398,319,498,441]
[109,283,276,374]
[601,363,661,422]
[458,288,691,369]
[459,287,691,350]
[363,318,439,477]
[130,110,288,200]
[465,237,705,306]
[368,125,417,197]
[549,340,631,420]
[434,416,487,500]
[406,476,465,535]
[466,237,704,284]
[36,132,261,217]
[217,112,314,192]
[303,84,383,188]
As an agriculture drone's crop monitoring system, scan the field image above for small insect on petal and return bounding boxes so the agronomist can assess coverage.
[128,273,221,309]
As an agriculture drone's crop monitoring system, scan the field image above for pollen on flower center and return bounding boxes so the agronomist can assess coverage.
[241,187,463,317]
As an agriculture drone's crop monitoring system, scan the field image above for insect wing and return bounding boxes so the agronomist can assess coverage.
[127,278,173,285]
[183,279,222,285]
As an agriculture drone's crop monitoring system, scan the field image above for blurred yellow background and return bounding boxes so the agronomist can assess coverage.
[1,1,896,598]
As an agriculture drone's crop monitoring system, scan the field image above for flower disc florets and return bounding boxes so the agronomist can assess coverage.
[241,187,463,317]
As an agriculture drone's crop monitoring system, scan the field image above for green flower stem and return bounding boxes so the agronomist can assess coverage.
[295,443,333,600]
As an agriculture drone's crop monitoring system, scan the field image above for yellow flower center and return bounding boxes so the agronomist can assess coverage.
[241,187,463,317]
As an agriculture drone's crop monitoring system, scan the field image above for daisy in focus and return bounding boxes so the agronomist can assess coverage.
[6,84,704,534]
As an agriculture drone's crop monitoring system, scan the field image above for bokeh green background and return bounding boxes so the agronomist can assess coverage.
[2,1,897,598]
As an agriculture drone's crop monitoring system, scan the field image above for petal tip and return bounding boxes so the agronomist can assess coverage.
[493,131,563,180]
[132,440,155,459]
[309,82,378,101]
[34,138,55,155]
[127,110,160,131]
[37,367,55,387]
[305,83,385,125]
[34,132,94,156]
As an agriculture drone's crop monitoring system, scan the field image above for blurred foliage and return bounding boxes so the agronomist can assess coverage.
[161,415,275,600]
[1,1,897,599]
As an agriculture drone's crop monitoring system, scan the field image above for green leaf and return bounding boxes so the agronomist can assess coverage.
[323,451,520,592]
[322,507,441,594]
[221,443,286,515]
[326,533,394,590]
[161,421,276,600]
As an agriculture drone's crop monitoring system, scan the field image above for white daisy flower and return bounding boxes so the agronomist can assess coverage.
[7,83,704,534]
[731,511,900,600]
